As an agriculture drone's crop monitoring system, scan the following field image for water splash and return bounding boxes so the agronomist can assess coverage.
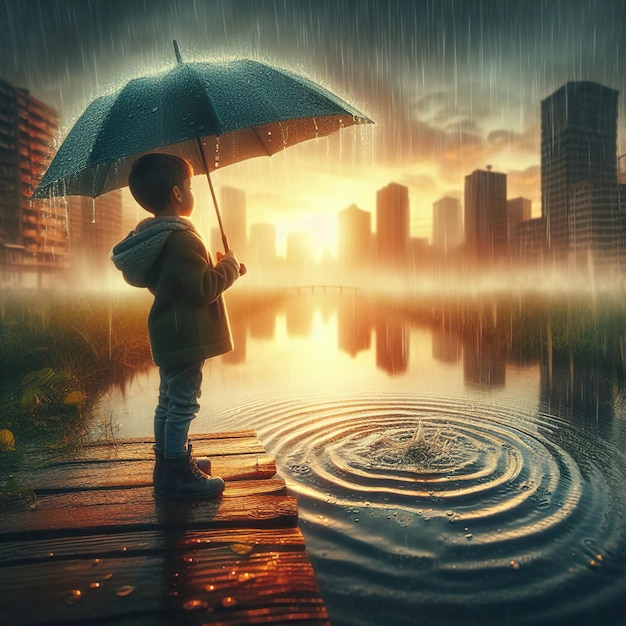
[232,391,626,626]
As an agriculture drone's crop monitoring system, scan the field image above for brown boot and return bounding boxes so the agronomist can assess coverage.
[161,448,224,499]
[153,443,212,489]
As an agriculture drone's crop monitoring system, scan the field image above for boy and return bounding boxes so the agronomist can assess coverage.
[110,153,245,499]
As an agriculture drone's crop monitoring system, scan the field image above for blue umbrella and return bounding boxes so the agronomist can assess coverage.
[34,41,372,251]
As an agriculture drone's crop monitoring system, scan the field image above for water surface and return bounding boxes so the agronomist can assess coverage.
[99,292,626,626]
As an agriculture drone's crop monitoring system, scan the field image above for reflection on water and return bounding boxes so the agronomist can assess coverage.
[99,292,626,626]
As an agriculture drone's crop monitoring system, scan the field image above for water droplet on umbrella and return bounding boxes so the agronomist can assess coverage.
[222,596,237,607]
[151,107,159,113]
[237,572,256,583]
[89,582,101,589]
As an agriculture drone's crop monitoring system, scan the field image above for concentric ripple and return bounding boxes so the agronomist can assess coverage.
[223,392,626,626]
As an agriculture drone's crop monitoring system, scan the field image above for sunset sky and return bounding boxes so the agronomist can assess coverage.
[2,0,626,256]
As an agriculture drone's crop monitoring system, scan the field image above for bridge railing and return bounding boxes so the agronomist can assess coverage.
[282,285,359,295]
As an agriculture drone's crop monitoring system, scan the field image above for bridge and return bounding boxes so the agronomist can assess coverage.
[282,284,359,295]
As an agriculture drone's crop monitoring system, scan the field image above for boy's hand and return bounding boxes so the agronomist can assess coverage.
[216,250,247,276]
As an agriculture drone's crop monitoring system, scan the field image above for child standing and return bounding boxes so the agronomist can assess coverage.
[110,153,245,499]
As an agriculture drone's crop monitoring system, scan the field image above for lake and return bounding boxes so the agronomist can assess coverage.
[98,289,626,626]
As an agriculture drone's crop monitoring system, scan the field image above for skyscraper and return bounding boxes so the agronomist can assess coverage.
[338,203,371,268]
[506,197,531,246]
[432,196,462,252]
[376,182,409,267]
[464,167,507,261]
[0,77,67,284]
[221,186,247,257]
[68,190,124,282]
[541,81,619,264]
[249,222,277,268]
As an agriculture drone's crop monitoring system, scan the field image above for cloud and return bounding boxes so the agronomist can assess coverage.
[487,128,538,155]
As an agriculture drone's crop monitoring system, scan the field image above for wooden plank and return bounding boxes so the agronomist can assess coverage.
[0,431,330,625]
[18,455,277,493]
[0,530,328,626]
[0,488,298,539]
[60,434,266,464]
[82,431,259,447]
[0,528,308,566]
[0,552,328,626]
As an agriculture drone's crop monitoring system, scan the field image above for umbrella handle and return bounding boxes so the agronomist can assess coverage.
[206,170,230,253]
[196,138,229,252]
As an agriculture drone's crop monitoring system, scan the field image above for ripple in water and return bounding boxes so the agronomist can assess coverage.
[231,393,626,626]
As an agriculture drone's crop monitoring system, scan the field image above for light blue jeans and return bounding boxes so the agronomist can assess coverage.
[154,360,204,458]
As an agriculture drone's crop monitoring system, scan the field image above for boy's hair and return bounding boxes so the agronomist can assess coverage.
[128,153,194,214]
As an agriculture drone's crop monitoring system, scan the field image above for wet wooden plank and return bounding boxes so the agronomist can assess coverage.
[0,527,307,566]
[0,431,329,625]
[0,488,298,539]
[62,433,266,464]
[83,430,259,447]
[18,455,277,493]
[0,531,328,626]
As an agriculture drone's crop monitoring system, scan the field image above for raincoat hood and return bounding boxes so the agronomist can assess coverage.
[110,216,202,287]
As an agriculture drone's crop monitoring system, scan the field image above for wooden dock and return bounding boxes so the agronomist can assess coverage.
[0,431,330,625]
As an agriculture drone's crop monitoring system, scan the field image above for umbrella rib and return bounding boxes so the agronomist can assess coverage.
[183,64,224,140]
[248,123,276,157]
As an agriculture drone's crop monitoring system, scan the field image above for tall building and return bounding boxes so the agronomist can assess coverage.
[541,81,619,265]
[432,196,462,252]
[512,216,547,263]
[464,167,507,262]
[0,77,68,285]
[338,203,371,268]
[507,197,531,246]
[249,222,277,268]
[221,186,247,257]
[67,190,124,282]
[376,182,409,267]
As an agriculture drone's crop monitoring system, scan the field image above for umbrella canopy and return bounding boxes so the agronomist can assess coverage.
[34,51,372,200]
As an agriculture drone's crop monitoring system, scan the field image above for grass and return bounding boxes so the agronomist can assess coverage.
[0,290,153,479]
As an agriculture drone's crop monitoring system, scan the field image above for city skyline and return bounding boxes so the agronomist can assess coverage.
[2,70,621,286]
[1,0,626,254]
